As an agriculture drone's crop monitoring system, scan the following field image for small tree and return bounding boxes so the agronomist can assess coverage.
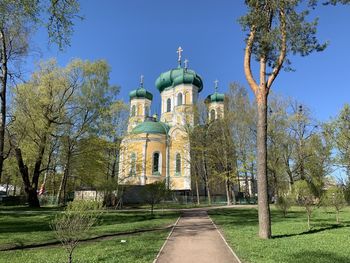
[51,200,102,263]
[294,180,315,230]
[323,186,346,223]
[142,181,170,215]
[276,194,294,217]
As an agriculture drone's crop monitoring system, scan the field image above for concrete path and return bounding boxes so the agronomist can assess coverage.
[155,209,240,263]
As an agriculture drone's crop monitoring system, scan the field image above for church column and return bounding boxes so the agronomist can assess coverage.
[141,134,148,185]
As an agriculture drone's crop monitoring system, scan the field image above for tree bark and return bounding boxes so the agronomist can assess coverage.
[225,176,231,205]
[57,151,71,206]
[15,148,40,207]
[256,91,271,239]
[195,178,200,205]
[0,29,8,182]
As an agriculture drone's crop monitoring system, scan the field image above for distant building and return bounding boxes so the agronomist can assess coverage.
[118,47,225,192]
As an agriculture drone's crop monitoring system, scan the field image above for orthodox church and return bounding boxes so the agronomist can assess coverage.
[118,47,225,191]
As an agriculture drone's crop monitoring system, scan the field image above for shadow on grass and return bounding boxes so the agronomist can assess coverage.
[272,224,350,239]
[286,251,349,263]
[0,209,178,234]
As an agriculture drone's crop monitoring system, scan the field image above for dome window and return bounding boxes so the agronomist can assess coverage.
[131,105,136,117]
[210,109,216,120]
[153,152,160,174]
[175,153,181,175]
[177,93,183,106]
[167,98,172,112]
[130,153,136,176]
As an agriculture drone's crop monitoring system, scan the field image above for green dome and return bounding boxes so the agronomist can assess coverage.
[155,67,203,93]
[131,121,170,135]
[129,87,153,101]
[206,92,225,103]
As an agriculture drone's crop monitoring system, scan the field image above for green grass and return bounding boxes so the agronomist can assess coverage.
[209,206,350,263]
[0,206,178,250]
[0,230,168,263]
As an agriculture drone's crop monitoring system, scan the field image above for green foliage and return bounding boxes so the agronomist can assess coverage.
[293,180,315,229]
[240,0,327,71]
[0,0,80,50]
[276,194,294,217]
[51,200,102,263]
[142,181,171,215]
[322,186,346,223]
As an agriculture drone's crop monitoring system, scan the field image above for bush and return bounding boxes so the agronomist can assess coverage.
[323,186,346,223]
[51,200,103,263]
[293,180,315,230]
[276,194,294,217]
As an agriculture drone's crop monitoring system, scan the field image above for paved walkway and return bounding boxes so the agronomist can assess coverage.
[155,209,240,263]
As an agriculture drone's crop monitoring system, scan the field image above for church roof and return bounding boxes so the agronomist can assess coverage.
[129,87,153,101]
[155,66,203,93]
[131,120,170,135]
[205,92,225,103]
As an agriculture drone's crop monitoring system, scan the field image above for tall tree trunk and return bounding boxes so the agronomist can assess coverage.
[225,176,231,206]
[195,178,200,205]
[256,92,271,239]
[206,180,211,205]
[57,152,71,206]
[15,148,40,207]
[0,29,8,182]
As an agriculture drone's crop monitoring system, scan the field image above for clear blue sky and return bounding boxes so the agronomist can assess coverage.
[29,0,350,121]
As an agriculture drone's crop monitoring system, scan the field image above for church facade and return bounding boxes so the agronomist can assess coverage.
[118,48,224,191]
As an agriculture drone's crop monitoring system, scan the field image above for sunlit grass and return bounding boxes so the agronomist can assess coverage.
[209,206,350,263]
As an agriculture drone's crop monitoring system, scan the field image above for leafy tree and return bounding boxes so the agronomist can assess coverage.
[227,83,256,202]
[51,200,102,263]
[11,59,119,207]
[323,185,346,223]
[294,180,315,230]
[55,60,118,206]
[267,95,290,199]
[326,104,350,203]
[11,60,79,207]
[206,117,237,205]
[0,0,80,182]
[276,194,294,217]
[240,0,326,238]
[141,180,170,215]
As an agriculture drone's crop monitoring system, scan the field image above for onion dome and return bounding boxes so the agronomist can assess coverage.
[155,47,203,93]
[131,120,170,135]
[205,80,225,103]
[155,67,203,93]
[129,75,153,101]
[205,92,225,103]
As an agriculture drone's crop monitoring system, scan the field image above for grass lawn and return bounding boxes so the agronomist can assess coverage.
[0,205,179,262]
[0,230,168,263]
[209,206,350,263]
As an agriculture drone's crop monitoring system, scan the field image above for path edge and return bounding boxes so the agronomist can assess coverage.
[208,214,242,263]
[153,215,181,263]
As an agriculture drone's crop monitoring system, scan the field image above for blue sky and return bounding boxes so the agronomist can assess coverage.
[29,0,350,121]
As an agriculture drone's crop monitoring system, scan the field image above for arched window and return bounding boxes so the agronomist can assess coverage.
[167,98,171,112]
[145,106,149,116]
[131,105,136,117]
[175,153,181,174]
[177,93,183,106]
[130,153,136,176]
[137,104,142,115]
[153,152,160,174]
[210,109,216,120]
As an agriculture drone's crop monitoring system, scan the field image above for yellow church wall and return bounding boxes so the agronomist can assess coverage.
[144,134,166,184]
[119,133,167,186]
[118,136,144,185]
[168,127,190,190]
